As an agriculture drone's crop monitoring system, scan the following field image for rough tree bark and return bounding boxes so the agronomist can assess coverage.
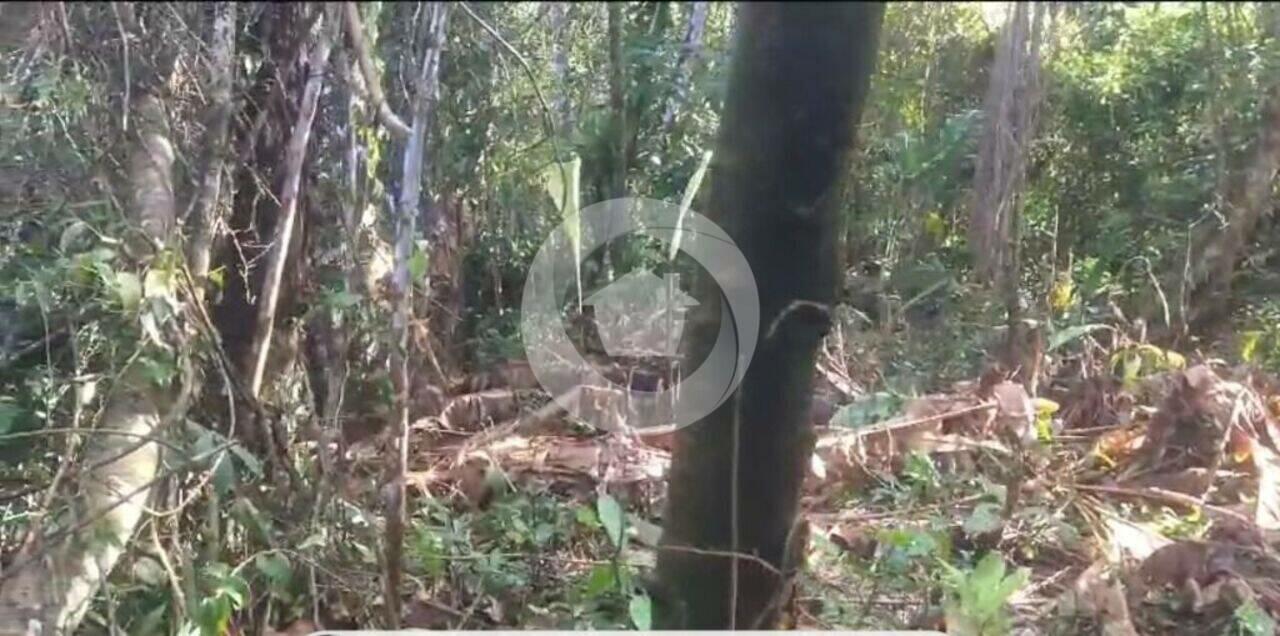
[187,2,236,300]
[244,9,335,397]
[341,1,412,142]
[967,3,1046,388]
[968,2,1044,289]
[1188,4,1280,330]
[653,4,883,629]
[383,3,450,628]
[0,93,185,636]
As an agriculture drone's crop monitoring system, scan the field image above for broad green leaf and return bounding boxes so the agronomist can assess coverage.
[923,211,948,244]
[1241,331,1263,363]
[192,429,235,494]
[1234,598,1277,636]
[131,556,167,586]
[195,596,231,636]
[1047,323,1111,352]
[131,602,169,636]
[143,266,175,299]
[114,271,143,312]
[324,290,362,309]
[210,453,235,496]
[830,392,905,429]
[255,553,293,593]
[963,503,1003,537]
[575,504,600,528]
[138,355,177,387]
[59,220,92,253]
[408,248,429,282]
[230,443,263,480]
[596,493,625,548]
[298,533,326,551]
[584,563,618,598]
[207,267,226,291]
[0,400,24,436]
[629,591,653,630]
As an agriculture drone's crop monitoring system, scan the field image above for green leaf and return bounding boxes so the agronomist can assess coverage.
[138,355,177,387]
[629,591,653,630]
[0,400,24,436]
[408,247,429,282]
[229,443,263,480]
[584,563,618,598]
[944,551,1029,635]
[575,505,600,528]
[963,503,1004,537]
[1047,323,1111,352]
[210,453,235,496]
[596,494,625,548]
[131,601,170,636]
[207,267,226,291]
[829,392,905,429]
[298,533,326,551]
[143,266,175,299]
[1234,598,1277,636]
[195,596,231,636]
[59,220,92,253]
[114,271,143,312]
[255,553,293,596]
[324,290,362,309]
[1241,331,1263,363]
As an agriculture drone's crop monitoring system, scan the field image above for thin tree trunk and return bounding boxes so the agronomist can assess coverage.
[187,2,235,300]
[969,2,1042,288]
[660,1,709,134]
[1001,3,1047,389]
[245,10,335,397]
[1188,4,1280,329]
[383,4,449,628]
[607,2,626,200]
[549,2,573,134]
[0,93,187,636]
[654,4,883,629]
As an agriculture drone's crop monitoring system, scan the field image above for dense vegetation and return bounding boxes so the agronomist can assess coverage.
[0,2,1278,634]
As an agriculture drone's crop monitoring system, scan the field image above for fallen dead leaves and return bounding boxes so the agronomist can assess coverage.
[325,354,1280,633]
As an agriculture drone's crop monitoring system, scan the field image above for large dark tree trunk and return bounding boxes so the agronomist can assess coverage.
[654,4,883,629]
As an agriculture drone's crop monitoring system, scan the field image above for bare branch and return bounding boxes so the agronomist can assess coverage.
[341,2,412,140]
[246,10,336,397]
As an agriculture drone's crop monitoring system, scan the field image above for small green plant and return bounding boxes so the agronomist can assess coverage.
[189,563,249,636]
[575,493,652,630]
[940,552,1029,636]
[1232,598,1277,636]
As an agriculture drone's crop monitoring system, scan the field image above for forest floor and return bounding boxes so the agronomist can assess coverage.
[309,336,1280,635]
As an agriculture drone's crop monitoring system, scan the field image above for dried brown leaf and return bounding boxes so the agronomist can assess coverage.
[1058,562,1139,636]
[1252,442,1280,530]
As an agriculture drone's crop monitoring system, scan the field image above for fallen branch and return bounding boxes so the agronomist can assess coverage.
[819,400,997,439]
[1074,483,1256,529]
